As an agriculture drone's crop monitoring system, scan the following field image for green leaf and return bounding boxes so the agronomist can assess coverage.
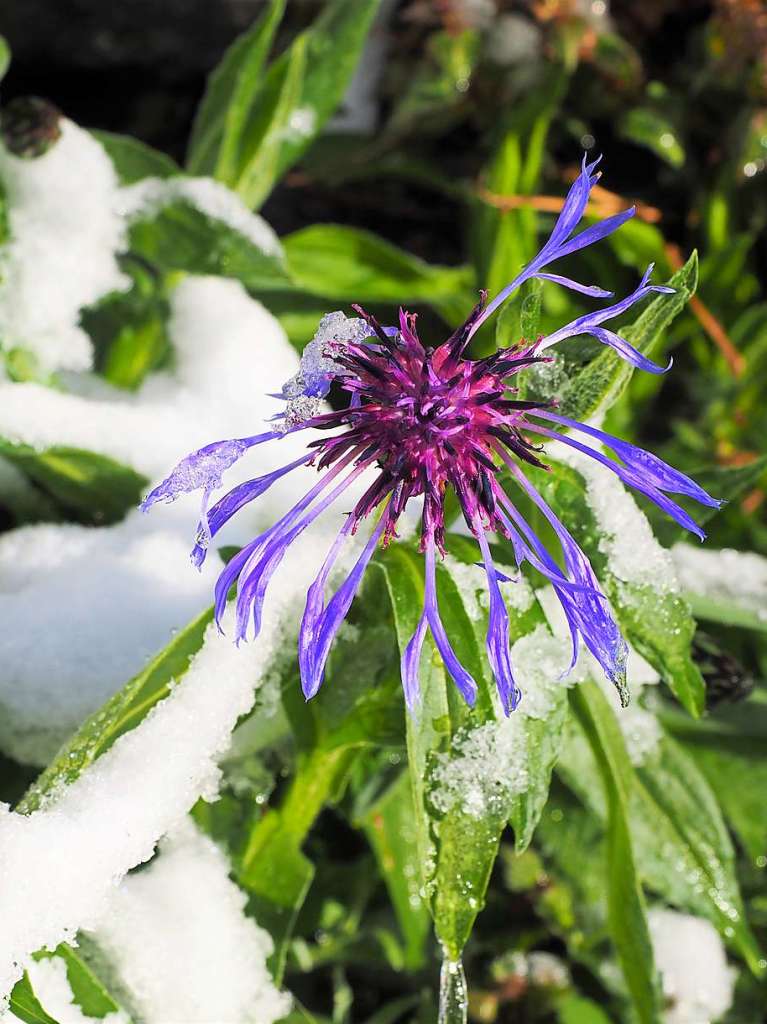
[128,199,291,290]
[557,994,614,1024]
[18,606,213,813]
[560,252,698,423]
[0,35,10,83]
[8,975,60,1024]
[186,0,287,177]
[36,945,127,1020]
[282,225,475,325]
[559,714,763,975]
[373,543,507,958]
[93,131,179,184]
[0,441,147,526]
[618,107,685,169]
[230,0,382,203]
[633,737,763,974]
[358,771,431,970]
[231,32,309,210]
[508,690,569,853]
[82,268,170,391]
[683,592,767,634]
[568,682,661,1024]
[663,691,767,861]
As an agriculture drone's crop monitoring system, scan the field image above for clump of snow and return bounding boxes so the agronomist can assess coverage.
[648,908,736,1024]
[430,618,582,819]
[0,529,334,1001]
[90,821,290,1024]
[18,956,129,1024]
[0,277,319,765]
[671,543,767,623]
[0,120,129,373]
[431,718,528,819]
[510,623,587,719]
[118,176,282,258]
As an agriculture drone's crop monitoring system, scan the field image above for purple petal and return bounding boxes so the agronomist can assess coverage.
[588,327,671,374]
[527,424,709,540]
[425,542,478,706]
[190,453,313,568]
[475,529,521,714]
[535,272,614,298]
[401,610,428,712]
[533,412,721,509]
[552,206,636,261]
[300,514,388,699]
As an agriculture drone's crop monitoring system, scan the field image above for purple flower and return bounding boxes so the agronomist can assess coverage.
[143,156,718,713]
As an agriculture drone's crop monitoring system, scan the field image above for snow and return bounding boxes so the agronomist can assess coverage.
[17,956,129,1024]
[671,543,767,623]
[648,908,736,1024]
[90,820,290,1024]
[0,277,320,765]
[118,176,282,258]
[0,515,218,765]
[0,276,305,482]
[430,718,529,819]
[0,528,334,1001]
[0,120,129,374]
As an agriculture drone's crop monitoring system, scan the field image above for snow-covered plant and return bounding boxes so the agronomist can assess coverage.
[0,4,765,1024]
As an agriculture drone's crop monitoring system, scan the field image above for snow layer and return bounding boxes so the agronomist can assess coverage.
[0,120,129,373]
[91,821,290,1024]
[649,908,736,1024]
[672,542,767,623]
[0,277,320,765]
[118,176,282,258]
[0,528,331,1001]
[0,515,218,764]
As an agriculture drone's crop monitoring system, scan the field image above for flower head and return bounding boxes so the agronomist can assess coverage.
[142,156,719,713]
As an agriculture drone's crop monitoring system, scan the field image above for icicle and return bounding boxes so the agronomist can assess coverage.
[438,955,468,1024]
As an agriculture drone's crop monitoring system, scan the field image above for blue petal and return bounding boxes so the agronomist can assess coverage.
[476,530,521,714]
[426,543,478,706]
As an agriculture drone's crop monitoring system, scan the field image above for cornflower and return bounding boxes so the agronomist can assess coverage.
[143,157,719,712]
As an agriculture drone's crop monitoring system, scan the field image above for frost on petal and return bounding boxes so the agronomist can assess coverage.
[140,436,272,512]
[277,311,374,431]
